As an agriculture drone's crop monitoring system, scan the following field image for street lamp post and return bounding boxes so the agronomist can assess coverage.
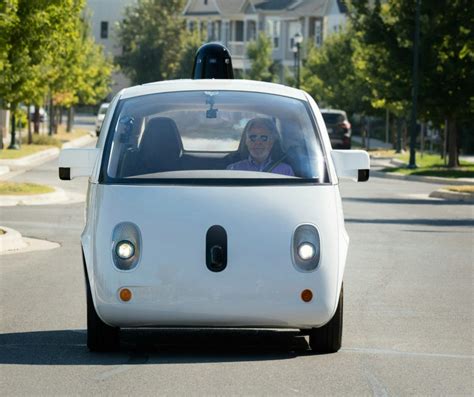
[293,32,303,89]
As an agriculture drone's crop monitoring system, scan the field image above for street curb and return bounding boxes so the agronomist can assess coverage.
[390,158,406,167]
[372,170,474,186]
[0,186,69,206]
[0,226,28,252]
[0,148,60,170]
[0,135,96,173]
[429,189,474,202]
[62,134,96,149]
[0,226,61,255]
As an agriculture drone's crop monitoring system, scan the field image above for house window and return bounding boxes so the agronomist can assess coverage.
[100,21,108,39]
[209,21,221,41]
[315,20,322,47]
[266,19,280,48]
[246,20,256,41]
[188,20,196,31]
[223,21,230,44]
[200,21,206,34]
[233,21,244,42]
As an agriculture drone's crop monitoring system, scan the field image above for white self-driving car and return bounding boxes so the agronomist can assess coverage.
[59,79,369,353]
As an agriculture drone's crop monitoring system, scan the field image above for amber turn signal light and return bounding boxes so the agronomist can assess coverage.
[301,289,313,302]
[119,288,132,302]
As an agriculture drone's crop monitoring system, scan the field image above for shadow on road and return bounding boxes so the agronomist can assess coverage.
[346,218,474,227]
[0,328,312,365]
[343,197,470,206]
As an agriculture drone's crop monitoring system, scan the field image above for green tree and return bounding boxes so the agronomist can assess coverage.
[51,14,113,131]
[0,0,88,144]
[116,0,186,84]
[300,29,373,116]
[349,0,474,167]
[246,32,277,82]
[174,28,205,79]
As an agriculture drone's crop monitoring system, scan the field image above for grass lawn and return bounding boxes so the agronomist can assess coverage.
[0,145,55,159]
[381,153,474,179]
[0,125,90,160]
[445,185,474,194]
[0,181,55,195]
[368,149,399,158]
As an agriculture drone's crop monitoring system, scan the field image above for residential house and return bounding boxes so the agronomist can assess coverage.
[86,0,136,97]
[85,0,348,94]
[183,0,348,81]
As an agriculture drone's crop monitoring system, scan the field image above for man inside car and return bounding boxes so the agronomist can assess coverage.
[227,118,294,176]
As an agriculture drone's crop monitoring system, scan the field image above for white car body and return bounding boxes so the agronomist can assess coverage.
[59,79,369,352]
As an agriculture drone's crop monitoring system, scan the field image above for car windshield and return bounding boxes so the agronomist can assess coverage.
[102,90,329,184]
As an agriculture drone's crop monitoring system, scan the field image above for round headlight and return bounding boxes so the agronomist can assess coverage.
[116,240,135,259]
[297,242,316,261]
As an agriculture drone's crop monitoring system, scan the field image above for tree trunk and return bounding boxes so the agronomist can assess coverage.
[27,104,32,144]
[447,116,459,168]
[66,107,74,132]
[402,119,408,151]
[33,105,40,133]
[391,117,397,150]
[8,105,18,149]
[53,107,59,134]
[49,96,54,136]
[396,117,402,153]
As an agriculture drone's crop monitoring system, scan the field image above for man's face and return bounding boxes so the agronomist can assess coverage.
[246,125,274,164]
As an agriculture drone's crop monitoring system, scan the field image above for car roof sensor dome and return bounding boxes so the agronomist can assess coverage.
[192,42,234,79]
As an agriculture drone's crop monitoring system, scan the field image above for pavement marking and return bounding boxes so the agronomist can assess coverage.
[343,347,473,360]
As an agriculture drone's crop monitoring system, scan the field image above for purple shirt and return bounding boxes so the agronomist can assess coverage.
[227,156,294,176]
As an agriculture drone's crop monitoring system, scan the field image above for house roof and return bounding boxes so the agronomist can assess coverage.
[252,0,298,11]
[289,0,331,16]
[214,0,246,14]
[183,0,346,17]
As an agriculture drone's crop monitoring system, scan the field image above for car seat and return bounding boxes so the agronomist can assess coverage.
[137,117,183,174]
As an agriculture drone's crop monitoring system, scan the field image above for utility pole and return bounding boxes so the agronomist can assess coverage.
[408,0,421,168]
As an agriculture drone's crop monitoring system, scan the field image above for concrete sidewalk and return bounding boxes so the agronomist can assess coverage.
[0,134,95,254]
[0,134,96,179]
[352,135,392,149]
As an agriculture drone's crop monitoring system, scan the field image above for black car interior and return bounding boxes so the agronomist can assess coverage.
[118,116,311,178]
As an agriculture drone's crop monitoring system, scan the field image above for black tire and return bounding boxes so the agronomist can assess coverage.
[83,253,120,352]
[309,284,343,353]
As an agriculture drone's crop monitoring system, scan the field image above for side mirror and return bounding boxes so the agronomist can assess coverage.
[58,148,100,180]
[331,149,370,182]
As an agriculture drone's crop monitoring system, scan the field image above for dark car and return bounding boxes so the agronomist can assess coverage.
[320,109,351,149]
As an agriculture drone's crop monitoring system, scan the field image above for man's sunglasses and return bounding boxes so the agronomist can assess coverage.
[248,134,271,142]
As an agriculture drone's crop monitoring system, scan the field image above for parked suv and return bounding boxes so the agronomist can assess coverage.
[320,109,351,149]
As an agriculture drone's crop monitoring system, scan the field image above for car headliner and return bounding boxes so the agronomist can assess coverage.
[119,79,308,101]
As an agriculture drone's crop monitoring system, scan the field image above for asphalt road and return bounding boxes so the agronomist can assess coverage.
[1,157,473,395]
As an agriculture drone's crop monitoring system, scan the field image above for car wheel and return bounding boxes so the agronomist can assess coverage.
[309,284,343,353]
[85,269,120,352]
